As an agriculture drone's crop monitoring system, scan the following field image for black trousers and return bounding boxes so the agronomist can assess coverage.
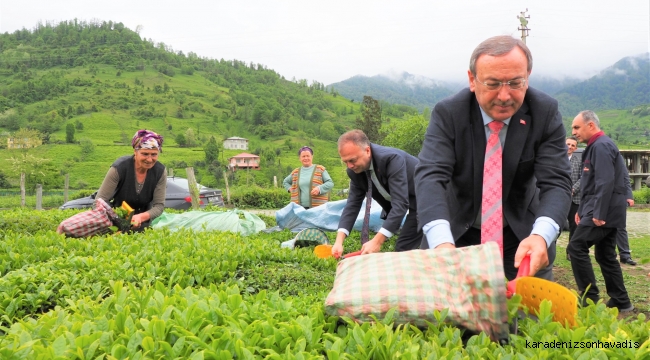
[420,225,555,281]
[567,225,631,307]
[567,201,579,241]
[393,210,424,252]
[615,228,632,260]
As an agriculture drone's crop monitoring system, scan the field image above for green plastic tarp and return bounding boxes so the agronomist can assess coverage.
[151,209,266,236]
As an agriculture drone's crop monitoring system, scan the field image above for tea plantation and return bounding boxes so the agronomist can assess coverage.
[0,208,648,359]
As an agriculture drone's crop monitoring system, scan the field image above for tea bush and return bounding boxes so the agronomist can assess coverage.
[229,186,288,209]
[0,209,648,358]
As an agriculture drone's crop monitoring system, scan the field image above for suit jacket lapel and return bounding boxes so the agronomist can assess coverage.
[369,144,386,190]
[502,102,531,201]
[471,100,486,212]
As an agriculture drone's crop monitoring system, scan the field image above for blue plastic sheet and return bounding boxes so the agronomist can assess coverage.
[275,199,385,233]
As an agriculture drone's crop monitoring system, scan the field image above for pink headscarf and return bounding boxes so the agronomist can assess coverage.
[132,130,163,152]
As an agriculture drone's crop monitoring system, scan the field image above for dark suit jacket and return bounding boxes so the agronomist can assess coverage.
[338,143,418,234]
[570,153,582,205]
[578,134,628,228]
[624,166,633,200]
[414,87,572,242]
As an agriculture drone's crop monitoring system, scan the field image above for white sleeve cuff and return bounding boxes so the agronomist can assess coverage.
[337,228,350,236]
[531,217,560,248]
[423,219,454,249]
[378,227,394,238]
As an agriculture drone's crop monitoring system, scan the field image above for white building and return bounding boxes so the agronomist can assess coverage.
[223,137,248,150]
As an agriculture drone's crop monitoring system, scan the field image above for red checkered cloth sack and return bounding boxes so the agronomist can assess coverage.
[324,242,509,341]
[57,198,119,238]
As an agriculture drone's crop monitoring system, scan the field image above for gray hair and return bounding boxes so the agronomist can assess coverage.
[579,110,601,129]
[469,35,533,76]
[338,129,370,149]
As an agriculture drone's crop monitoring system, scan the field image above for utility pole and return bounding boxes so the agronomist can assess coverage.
[517,9,531,44]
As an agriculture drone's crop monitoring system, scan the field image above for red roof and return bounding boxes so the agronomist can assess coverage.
[230,153,259,159]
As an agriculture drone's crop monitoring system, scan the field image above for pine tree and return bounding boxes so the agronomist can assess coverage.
[355,96,384,143]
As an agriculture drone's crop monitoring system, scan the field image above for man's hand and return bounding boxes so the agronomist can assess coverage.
[361,234,386,254]
[515,234,548,277]
[574,212,580,225]
[331,243,344,259]
[310,187,320,196]
[627,199,634,207]
[331,233,347,259]
[434,243,456,250]
[592,218,605,226]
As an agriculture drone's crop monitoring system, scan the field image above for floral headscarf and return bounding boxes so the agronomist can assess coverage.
[132,130,163,153]
[298,146,313,156]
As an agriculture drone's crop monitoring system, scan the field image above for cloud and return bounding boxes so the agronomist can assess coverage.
[380,70,441,88]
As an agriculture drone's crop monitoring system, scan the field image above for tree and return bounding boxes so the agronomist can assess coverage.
[175,133,187,147]
[356,96,384,143]
[79,138,95,161]
[204,136,221,164]
[0,170,11,188]
[11,128,43,151]
[382,113,428,156]
[319,120,338,141]
[284,138,294,151]
[7,153,60,189]
[185,128,196,147]
[66,123,75,143]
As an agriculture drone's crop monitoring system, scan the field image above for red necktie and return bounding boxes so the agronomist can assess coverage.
[481,121,504,256]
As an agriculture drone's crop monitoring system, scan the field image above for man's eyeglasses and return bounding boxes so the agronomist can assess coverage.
[476,77,527,91]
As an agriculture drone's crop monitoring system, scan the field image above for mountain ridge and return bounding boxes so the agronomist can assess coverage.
[330,54,650,114]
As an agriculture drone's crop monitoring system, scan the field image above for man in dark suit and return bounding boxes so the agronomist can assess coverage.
[568,110,633,311]
[331,130,421,257]
[566,136,582,261]
[415,35,572,280]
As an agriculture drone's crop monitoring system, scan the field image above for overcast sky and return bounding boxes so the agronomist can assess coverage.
[1,0,648,85]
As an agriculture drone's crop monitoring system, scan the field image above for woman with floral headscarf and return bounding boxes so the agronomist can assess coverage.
[95,129,167,230]
[282,146,334,209]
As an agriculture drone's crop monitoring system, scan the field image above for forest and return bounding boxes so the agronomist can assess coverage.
[0,20,419,192]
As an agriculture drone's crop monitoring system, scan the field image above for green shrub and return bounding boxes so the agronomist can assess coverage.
[74,189,97,199]
[633,186,650,204]
[230,186,288,209]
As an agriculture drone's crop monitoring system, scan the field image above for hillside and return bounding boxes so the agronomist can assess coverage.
[0,21,646,195]
[527,75,582,95]
[554,54,650,117]
[563,106,650,148]
[0,20,417,192]
[329,72,454,111]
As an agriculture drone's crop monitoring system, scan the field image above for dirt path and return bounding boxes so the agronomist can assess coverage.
[555,210,650,319]
[556,211,650,271]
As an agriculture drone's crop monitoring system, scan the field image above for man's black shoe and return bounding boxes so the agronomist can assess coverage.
[620,258,637,266]
[606,299,634,313]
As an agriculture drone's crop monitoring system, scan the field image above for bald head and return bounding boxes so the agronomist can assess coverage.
[572,110,601,144]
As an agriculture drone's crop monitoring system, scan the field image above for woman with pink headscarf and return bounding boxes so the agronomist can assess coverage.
[95,129,167,230]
